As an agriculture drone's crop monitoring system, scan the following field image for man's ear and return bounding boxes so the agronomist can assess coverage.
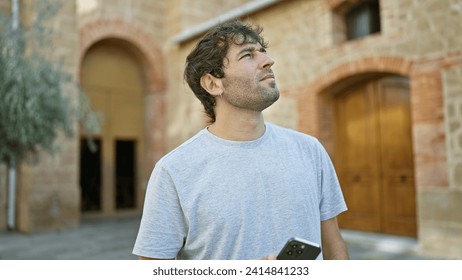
[200,73,223,97]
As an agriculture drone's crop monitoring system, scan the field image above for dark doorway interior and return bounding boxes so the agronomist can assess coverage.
[116,140,136,209]
[80,138,102,212]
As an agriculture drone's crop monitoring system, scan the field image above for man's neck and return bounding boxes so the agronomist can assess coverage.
[208,112,266,141]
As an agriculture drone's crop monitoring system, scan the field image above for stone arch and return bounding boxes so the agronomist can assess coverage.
[79,19,166,93]
[298,56,412,139]
[313,56,411,94]
[297,55,419,236]
[326,0,365,11]
[79,20,167,214]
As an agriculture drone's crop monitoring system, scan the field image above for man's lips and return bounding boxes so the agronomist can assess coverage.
[260,73,275,81]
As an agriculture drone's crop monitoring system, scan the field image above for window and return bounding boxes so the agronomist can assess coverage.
[346,0,381,40]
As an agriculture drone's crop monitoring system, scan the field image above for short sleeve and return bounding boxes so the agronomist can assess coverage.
[132,162,187,259]
[316,140,348,221]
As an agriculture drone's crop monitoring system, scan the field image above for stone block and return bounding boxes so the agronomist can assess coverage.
[453,162,462,190]
[27,187,80,232]
[419,189,462,224]
[419,221,462,259]
[418,188,462,258]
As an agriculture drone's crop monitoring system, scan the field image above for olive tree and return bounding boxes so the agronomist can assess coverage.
[0,0,100,230]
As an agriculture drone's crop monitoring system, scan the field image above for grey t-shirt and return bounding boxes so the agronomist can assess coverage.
[133,122,347,259]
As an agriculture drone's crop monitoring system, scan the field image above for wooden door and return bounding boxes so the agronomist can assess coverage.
[335,76,416,236]
[377,77,416,236]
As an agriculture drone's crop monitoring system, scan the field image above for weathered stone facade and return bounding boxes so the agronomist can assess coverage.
[0,0,461,259]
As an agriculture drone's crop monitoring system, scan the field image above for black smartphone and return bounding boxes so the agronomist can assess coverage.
[276,237,321,260]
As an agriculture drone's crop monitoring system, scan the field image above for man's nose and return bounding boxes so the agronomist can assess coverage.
[259,52,275,69]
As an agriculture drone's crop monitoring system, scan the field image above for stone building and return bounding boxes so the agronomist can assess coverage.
[0,0,461,259]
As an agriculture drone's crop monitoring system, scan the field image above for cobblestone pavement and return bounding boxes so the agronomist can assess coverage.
[0,216,445,260]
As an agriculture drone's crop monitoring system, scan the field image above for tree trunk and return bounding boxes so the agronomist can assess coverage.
[6,0,20,232]
[7,159,17,231]
[12,0,19,30]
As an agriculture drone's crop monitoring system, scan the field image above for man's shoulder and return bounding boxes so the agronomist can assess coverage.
[157,129,208,166]
[267,122,319,144]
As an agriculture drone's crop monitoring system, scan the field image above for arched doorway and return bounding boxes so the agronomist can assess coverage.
[79,39,145,215]
[333,75,417,237]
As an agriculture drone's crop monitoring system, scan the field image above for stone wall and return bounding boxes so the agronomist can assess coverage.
[77,0,166,42]
[1,0,461,258]
[445,66,462,190]
[419,63,462,258]
[75,0,252,175]
[170,0,462,258]
[15,0,81,232]
[180,0,251,27]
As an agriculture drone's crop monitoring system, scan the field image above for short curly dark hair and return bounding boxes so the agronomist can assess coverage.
[184,20,268,123]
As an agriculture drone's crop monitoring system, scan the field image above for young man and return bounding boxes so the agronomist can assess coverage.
[133,20,349,260]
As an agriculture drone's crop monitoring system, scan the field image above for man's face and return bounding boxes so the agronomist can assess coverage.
[219,41,280,112]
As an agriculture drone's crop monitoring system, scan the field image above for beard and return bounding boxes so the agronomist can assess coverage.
[221,75,280,112]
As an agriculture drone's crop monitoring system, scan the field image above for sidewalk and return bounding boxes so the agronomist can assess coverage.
[0,217,139,260]
[0,216,444,260]
[341,229,442,260]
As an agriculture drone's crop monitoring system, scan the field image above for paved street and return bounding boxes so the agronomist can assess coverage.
[0,216,445,260]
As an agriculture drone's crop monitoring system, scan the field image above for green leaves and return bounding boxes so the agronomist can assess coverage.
[0,1,100,165]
